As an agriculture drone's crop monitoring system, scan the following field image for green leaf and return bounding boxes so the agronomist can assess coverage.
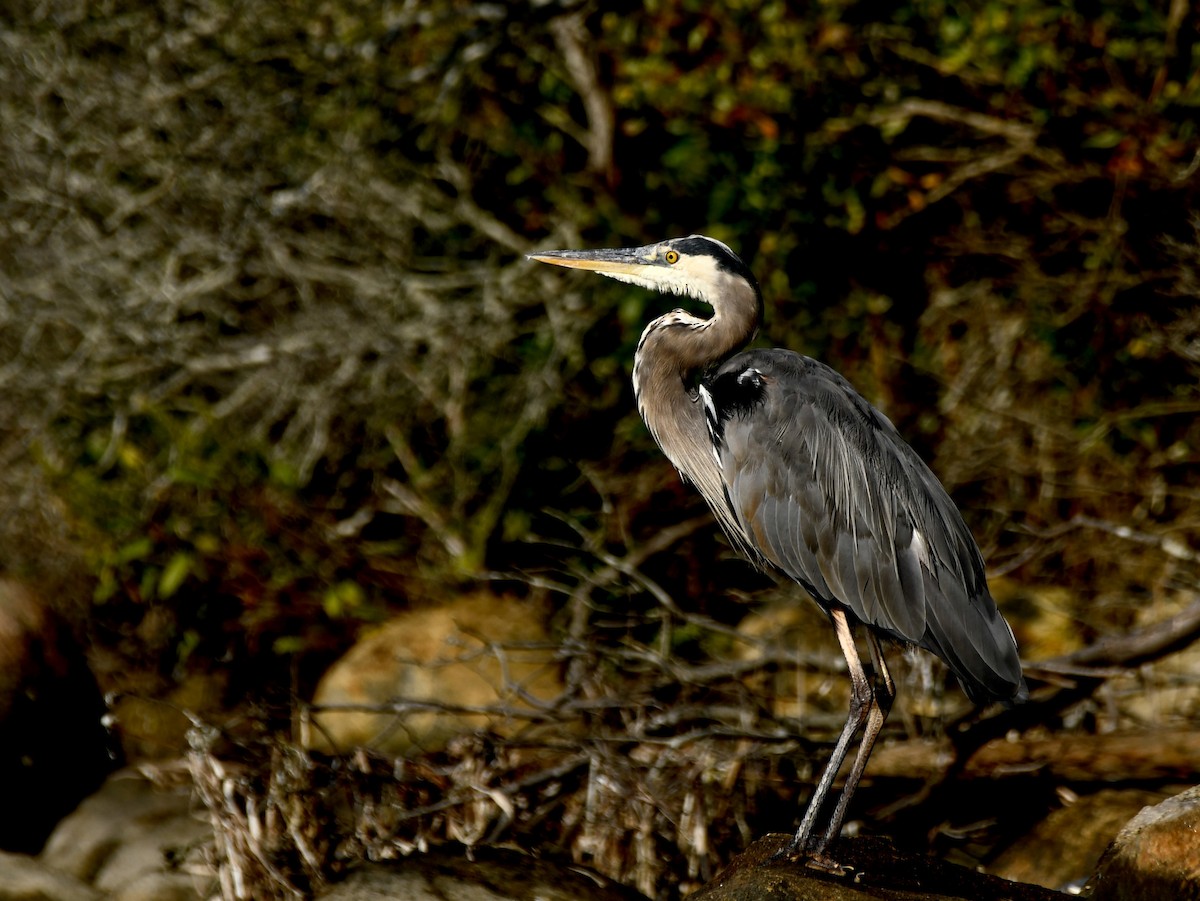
[159,552,193,599]
[273,636,307,655]
[1083,130,1124,149]
[322,581,365,618]
[115,537,154,565]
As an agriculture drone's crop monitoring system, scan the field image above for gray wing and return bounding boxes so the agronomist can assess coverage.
[703,349,1025,704]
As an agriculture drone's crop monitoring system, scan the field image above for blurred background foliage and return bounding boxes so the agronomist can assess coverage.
[1,0,1198,718]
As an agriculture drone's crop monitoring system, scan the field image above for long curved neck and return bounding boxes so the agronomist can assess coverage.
[631,276,760,520]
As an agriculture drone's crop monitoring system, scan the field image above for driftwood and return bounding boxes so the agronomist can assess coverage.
[871,729,1200,783]
[1033,593,1200,674]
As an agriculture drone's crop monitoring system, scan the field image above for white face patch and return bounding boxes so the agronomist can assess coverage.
[600,269,672,293]
[647,247,726,306]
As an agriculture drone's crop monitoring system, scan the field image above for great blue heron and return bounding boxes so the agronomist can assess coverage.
[529,235,1026,863]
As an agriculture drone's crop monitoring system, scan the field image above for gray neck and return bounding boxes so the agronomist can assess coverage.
[631,277,759,536]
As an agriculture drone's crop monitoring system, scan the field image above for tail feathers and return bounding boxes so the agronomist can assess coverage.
[920,602,1026,706]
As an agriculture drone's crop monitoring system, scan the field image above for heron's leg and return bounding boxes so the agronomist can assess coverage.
[815,628,896,852]
[784,608,872,858]
[866,628,896,701]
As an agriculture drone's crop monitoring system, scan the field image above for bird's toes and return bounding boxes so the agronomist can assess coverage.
[803,852,851,875]
[771,836,849,876]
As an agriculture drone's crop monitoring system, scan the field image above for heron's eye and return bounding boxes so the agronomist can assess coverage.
[664,250,680,264]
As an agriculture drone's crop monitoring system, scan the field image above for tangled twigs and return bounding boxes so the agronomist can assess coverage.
[188,724,323,900]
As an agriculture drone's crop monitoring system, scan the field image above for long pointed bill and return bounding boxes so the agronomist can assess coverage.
[527,246,656,277]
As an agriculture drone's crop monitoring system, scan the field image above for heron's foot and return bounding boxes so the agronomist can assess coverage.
[771,832,809,861]
[772,832,843,868]
[803,853,850,875]
[770,841,851,875]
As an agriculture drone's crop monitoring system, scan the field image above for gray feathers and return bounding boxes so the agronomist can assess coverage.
[702,350,1025,704]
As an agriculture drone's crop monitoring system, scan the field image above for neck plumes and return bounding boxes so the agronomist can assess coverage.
[632,273,760,517]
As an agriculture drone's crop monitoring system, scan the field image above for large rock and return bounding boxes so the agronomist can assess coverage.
[40,768,211,901]
[0,578,118,853]
[989,788,1165,892]
[308,592,564,755]
[687,834,1065,901]
[315,848,649,901]
[0,850,102,901]
[1089,784,1200,901]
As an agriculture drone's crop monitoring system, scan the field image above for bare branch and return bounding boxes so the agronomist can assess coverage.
[549,12,615,180]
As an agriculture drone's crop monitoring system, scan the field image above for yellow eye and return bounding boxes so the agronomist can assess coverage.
[664,250,679,264]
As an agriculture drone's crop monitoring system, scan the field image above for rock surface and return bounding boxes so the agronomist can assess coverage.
[318,849,650,901]
[38,768,210,901]
[989,787,1166,892]
[307,592,564,755]
[0,850,103,901]
[1089,784,1200,901]
[687,834,1066,901]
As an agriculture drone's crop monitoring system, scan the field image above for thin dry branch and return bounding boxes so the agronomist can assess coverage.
[550,12,615,180]
[1038,595,1200,672]
[867,98,1039,144]
[872,728,1200,784]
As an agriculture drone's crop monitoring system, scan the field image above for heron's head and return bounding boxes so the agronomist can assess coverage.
[528,235,760,308]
